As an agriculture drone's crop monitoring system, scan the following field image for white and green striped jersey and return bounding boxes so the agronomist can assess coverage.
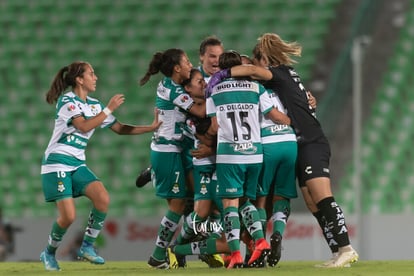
[151,77,195,153]
[206,79,273,164]
[189,67,215,167]
[41,91,116,174]
[260,89,296,144]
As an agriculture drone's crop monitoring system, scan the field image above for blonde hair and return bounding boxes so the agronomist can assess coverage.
[257,33,302,66]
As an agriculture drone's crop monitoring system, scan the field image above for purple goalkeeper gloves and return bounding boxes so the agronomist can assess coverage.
[205,68,231,98]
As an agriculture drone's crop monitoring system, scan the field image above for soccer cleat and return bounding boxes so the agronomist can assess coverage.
[242,239,255,267]
[40,250,60,271]
[314,252,341,268]
[77,245,105,264]
[199,254,224,268]
[247,238,271,267]
[135,166,152,188]
[176,254,187,268]
[169,244,187,268]
[227,251,244,269]
[148,256,169,269]
[268,231,282,267]
[324,248,358,268]
[222,253,232,268]
[167,247,179,269]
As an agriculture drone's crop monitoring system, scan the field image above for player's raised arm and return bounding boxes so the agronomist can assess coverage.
[231,64,273,80]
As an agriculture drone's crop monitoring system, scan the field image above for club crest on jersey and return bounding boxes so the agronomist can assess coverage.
[90,105,99,115]
[232,142,257,154]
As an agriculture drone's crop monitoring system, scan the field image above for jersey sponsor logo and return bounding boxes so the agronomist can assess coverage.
[216,82,252,90]
[158,84,168,96]
[66,135,87,147]
[61,96,70,103]
[67,104,76,111]
[179,95,190,103]
[225,188,238,193]
[270,125,289,133]
[232,142,257,154]
[288,68,299,78]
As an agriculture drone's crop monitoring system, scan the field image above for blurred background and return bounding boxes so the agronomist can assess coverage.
[0,0,413,261]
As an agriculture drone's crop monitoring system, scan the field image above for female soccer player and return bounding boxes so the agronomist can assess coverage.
[140,49,206,269]
[203,50,291,268]
[40,61,161,271]
[207,33,359,268]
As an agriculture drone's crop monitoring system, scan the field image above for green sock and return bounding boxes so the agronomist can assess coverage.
[174,237,217,255]
[83,207,107,245]
[202,238,218,254]
[271,199,290,235]
[257,207,267,236]
[46,221,67,254]
[176,211,205,244]
[208,212,223,239]
[240,201,264,241]
[223,206,240,252]
[173,243,193,255]
[152,210,181,261]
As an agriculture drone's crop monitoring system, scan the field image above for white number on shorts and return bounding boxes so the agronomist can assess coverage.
[57,171,66,178]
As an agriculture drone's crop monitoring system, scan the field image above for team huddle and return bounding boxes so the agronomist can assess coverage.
[39,33,358,271]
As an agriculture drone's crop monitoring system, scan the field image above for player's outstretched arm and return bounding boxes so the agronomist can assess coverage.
[111,108,162,135]
[231,65,273,81]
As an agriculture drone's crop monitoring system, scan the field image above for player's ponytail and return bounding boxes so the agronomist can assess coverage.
[140,52,163,85]
[140,48,185,86]
[46,61,88,104]
[46,66,68,104]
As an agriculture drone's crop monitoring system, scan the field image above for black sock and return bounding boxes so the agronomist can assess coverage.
[316,197,350,247]
[313,210,338,253]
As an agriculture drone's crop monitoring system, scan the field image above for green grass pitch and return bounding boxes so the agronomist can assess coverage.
[1,260,414,275]
[0,261,414,276]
